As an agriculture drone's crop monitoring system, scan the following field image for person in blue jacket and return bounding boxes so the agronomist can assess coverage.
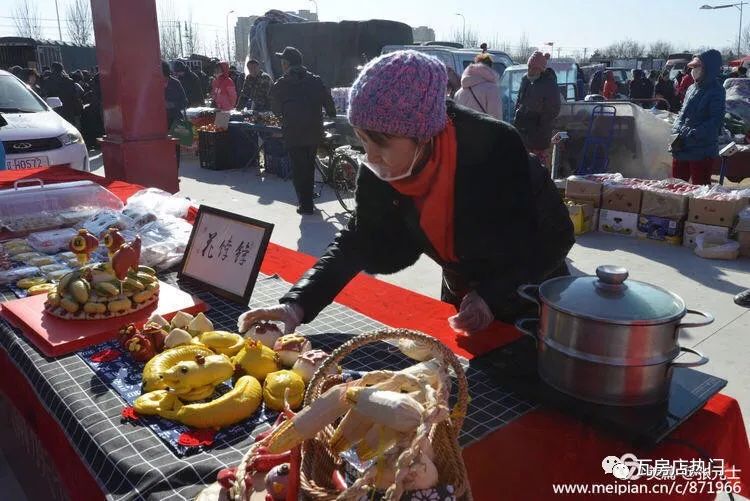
[670,49,726,185]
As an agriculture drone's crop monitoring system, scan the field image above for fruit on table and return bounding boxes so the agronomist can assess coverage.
[164,328,193,349]
[134,375,263,429]
[160,353,234,397]
[232,339,279,381]
[69,229,99,266]
[27,283,56,295]
[125,333,156,362]
[263,370,305,411]
[142,344,215,392]
[265,464,291,501]
[195,331,244,356]
[273,334,312,367]
[16,276,47,289]
[187,312,214,336]
[170,311,194,331]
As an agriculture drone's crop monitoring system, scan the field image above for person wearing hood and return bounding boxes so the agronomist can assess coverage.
[270,47,336,215]
[454,53,502,119]
[602,70,618,99]
[513,51,561,165]
[670,49,725,185]
[174,61,204,107]
[211,62,237,111]
[654,71,676,111]
[237,50,574,337]
[628,69,654,108]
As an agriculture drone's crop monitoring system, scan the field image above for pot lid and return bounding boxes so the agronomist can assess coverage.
[538,265,686,324]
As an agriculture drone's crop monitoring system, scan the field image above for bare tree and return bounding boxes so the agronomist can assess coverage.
[183,10,203,56]
[157,0,182,59]
[66,0,93,45]
[603,39,645,58]
[514,32,537,63]
[447,27,480,48]
[648,40,674,59]
[13,0,43,39]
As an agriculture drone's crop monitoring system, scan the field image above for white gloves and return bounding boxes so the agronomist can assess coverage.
[237,303,304,335]
[448,291,494,334]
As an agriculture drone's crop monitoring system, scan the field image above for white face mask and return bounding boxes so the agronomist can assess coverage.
[362,142,425,182]
[691,67,703,81]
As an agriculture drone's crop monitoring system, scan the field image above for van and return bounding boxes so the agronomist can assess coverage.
[381,44,513,80]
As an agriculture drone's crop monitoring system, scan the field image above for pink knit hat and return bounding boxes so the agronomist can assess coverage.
[527,51,548,72]
[348,50,448,141]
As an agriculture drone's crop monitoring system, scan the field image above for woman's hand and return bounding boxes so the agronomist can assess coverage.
[237,303,304,335]
[448,291,494,334]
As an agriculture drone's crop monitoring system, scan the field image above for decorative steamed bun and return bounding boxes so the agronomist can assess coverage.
[244,321,283,348]
[292,349,337,383]
[273,334,312,367]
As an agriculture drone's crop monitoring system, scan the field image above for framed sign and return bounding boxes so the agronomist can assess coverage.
[179,205,273,304]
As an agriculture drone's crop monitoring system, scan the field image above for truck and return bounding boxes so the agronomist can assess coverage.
[0,37,96,71]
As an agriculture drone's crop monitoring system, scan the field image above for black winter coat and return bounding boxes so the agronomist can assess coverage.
[43,72,82,124]
[281,102,575,324]
[270,66,336,147]
[513,68,561,151]
[179,70,204,107]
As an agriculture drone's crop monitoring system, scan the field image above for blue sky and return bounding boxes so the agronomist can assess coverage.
[0,0,740,55]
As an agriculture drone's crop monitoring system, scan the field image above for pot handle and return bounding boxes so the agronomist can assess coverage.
[515,318,539,341]
[670,346,709,369]
[517,284,540,305]
[677,309,715,329]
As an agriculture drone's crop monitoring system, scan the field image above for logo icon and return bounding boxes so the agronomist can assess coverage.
[602,453,640,480]
[12,142,32,150]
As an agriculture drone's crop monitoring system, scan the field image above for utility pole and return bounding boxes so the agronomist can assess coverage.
[557,47,561,58]
[53,0,62,40]
[178,22,183,57]
[583,47,588,62]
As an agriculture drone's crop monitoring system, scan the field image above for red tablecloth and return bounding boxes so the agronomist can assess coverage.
[1,167,748,500]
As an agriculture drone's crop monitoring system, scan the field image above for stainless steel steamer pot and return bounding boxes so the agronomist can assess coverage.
[515,265,713,406]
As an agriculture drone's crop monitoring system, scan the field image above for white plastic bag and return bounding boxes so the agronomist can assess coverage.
[124,188,192,220]
[694,233,740,260]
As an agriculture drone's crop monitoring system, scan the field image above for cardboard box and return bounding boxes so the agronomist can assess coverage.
[566,200,596,235]
[598,209,638,237]
[565,178,602,208]
[682,222,730,249]
[687,197,747,228]
[640,190,689,219]
[636,215,684,245]
[602,184,643,213]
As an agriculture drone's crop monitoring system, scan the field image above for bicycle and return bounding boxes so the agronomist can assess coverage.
[313,122,361,214]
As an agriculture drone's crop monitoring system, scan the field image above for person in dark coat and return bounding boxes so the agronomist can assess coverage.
[628,69,654,108]
[236,59,272,111]
[513,51,561,166]
[238,50,574,336]
[44,62,83,127]
[589,69,604,95]
[670,49,726,185]
[162,61,188,127]
[270,47,336,215]
[20,68,42,95]
[654,71,676,111]
[173,61,204,107]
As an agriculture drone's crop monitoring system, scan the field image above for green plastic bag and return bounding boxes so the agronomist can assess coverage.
[170,118,194,146]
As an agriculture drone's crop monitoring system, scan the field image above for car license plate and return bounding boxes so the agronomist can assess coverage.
[5,156,49,170]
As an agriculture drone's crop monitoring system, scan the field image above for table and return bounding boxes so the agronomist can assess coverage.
[0,168,748,501]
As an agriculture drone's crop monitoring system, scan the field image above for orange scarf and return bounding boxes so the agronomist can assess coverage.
[391,120,458,263]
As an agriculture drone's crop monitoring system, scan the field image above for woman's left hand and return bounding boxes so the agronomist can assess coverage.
[448,291,494,334]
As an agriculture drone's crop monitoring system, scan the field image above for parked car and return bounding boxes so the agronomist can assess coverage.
[0,70,88,171]
[381,44,513,80]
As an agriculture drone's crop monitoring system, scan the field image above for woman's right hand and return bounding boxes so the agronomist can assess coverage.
[237,303,304,335]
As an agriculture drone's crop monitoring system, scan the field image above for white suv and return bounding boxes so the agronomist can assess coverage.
[0,70,89,171]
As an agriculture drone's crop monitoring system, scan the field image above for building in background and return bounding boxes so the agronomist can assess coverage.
[412,26,436,44]
[235,16,258,66]
[287,9,318,22]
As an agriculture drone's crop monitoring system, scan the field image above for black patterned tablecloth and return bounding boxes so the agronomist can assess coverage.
[0,272,537,500]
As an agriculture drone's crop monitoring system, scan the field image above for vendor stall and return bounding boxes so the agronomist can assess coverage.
[0,167,748,500]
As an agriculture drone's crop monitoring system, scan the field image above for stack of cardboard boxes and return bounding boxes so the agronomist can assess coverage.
[563,175,750,252]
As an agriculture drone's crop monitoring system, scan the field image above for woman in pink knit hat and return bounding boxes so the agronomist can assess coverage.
[239,50,574,337]
[513,51,561,166]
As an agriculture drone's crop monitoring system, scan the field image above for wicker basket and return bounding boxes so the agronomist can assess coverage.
[298,329,473,501]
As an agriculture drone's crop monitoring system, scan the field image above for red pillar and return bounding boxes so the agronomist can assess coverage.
[90,0,179,193]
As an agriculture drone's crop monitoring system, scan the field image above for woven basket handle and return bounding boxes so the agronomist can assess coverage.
[305,328,469,434]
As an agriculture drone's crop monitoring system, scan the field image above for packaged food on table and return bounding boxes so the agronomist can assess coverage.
[59,208,99,226]
[137,216,193,269]
[28,228,80,253]
[45,268,75,282]
[3,213,64,233]
[27,283,56,295]
[56,251,77,260]
[16,276,47,289]
[81,209,134,237]
[2,238,28,248]
[40,263,68,274]
[27,256,57,267]
[11,251,43,262]
[124,188,191,220]
[0,266,42,284]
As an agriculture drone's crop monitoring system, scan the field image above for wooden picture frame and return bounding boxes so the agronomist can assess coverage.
[179,205,273,305]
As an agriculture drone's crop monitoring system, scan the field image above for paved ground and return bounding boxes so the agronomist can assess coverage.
[3,151,747,499]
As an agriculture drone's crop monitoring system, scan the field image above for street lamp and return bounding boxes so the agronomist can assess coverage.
[455,13,466,47]
[309,0,319,20]
[226,10,235,63]
[700,3,747,57]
